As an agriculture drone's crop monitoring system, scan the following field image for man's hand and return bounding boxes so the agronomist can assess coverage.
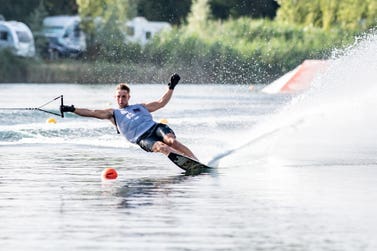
[60,104,75,113]
[168,73,180,90]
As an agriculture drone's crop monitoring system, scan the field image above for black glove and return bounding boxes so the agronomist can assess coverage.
[168,73,180,90]
[60,104,75,113]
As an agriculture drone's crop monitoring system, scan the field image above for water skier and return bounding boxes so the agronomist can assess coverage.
[60,73,198,161]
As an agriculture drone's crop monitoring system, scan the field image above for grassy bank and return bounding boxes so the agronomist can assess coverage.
[0,52,175,84]
[0,18,359,84]
[0,58,200,84]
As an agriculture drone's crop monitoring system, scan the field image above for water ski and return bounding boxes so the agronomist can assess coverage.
[168,152,211,175]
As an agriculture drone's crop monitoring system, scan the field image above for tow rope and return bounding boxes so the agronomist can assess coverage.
[0,95,64,117]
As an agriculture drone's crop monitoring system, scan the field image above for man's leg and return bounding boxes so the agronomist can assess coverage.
[151,141,174,156]
[163,133,198,161]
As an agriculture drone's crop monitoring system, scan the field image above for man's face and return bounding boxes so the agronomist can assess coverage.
[115,89,130,108]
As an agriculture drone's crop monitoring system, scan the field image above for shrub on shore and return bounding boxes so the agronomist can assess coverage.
[0,50,30,82]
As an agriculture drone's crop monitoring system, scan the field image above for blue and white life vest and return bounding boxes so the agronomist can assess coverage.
[113,104,155,143]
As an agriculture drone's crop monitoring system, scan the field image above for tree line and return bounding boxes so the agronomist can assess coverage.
[0,0,278,26]
[3,0,377,32]
[276,0,377,30]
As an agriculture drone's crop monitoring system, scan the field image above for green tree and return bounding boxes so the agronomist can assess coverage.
[186,0,212,33]
[337,0,366,29]
[276,0,377,31]
[44,0,78,15]
[76,0,132,58]
[0,0,40,23]
[80,0,129,22]
[275,0,311,25]
[0,0,77,22]
[319,0,338,30]
[135,0,277,25]
[136,0,191,24]
[211,0,278,19]
[76,0,129,39]
[366,0,377,27]
[27,1,49,32]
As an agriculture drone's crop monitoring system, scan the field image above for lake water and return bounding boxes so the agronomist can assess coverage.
[1,35,377,250]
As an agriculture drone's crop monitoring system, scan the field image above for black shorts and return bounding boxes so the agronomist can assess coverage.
[136,123,175,152]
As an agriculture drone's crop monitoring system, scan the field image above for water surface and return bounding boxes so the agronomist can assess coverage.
[1,34,377,250]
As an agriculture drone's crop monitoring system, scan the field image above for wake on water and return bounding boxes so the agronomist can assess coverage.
[213,31,377,167]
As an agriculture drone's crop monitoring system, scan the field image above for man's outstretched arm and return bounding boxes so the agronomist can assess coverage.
[74,108,114,120]
[61,105,113,120]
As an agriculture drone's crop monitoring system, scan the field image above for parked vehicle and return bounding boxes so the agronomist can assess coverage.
[42,15,86,58]
[0,20,35,57]
[125,17,171,45]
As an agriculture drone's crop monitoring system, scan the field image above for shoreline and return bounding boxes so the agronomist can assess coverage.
[2,59,278,85]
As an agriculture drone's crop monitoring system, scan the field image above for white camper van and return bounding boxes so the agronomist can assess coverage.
[42,15,86,58]
[125,17,171,45]
[0,20,35,57]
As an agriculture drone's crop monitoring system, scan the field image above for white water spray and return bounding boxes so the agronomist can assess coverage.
[217,32,377,167]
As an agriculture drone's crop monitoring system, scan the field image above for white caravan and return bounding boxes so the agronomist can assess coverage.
[42,15,86,58]
[125,17,171,45]
[0,20,35,57]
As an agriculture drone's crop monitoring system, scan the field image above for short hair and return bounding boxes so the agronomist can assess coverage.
[116,83,130,93]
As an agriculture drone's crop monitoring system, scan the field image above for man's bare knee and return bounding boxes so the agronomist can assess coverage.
[152,141,170,155]
[164,133,176,146]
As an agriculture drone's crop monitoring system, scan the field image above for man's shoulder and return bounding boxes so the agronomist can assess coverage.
[104,108,114,113]
[103,108,114,118]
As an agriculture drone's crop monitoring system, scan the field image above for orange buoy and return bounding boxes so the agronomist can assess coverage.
[101,168,118,180]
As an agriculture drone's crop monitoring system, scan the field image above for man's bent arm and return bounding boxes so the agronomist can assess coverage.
[144,88,173,112]
[144,73,180,112]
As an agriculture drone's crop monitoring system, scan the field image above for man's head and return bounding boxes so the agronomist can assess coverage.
[115,83,131,108]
